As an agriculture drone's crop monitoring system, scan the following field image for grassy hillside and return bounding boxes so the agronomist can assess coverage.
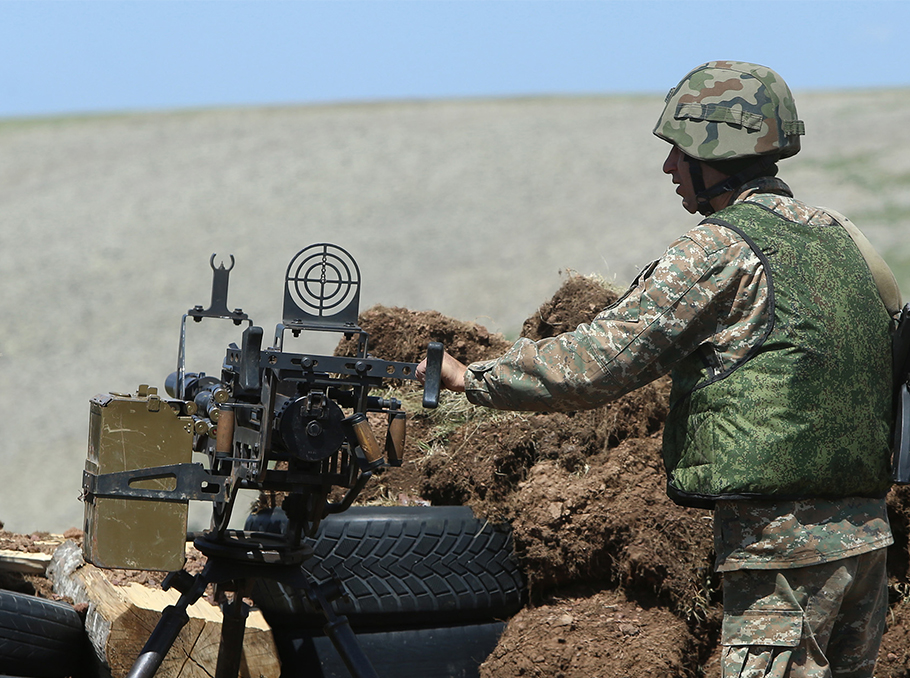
[0,90,907,533]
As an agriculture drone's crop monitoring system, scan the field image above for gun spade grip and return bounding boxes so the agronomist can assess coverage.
[349,413,383,464]
[240,326,263,393]
[215,407,234,455]
[385,411,406,466]
[422,342,444,409]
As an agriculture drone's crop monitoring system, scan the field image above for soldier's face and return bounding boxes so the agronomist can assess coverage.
[663,146,699,214]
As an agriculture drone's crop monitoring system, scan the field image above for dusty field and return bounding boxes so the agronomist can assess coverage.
[0,90,908,542]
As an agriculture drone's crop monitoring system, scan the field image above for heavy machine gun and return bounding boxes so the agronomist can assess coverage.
[80,244,443,677]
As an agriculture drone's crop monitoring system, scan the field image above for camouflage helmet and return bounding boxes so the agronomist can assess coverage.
[653,61,805,161]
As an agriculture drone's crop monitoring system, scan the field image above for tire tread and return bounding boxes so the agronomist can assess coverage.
[248,506,525,627]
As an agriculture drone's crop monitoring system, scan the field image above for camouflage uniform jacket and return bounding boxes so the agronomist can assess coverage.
[464,176,893,571]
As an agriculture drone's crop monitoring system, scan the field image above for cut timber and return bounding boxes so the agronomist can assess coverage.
[0,535,65,574]
[0,548,52,574]
[47,540,280,678]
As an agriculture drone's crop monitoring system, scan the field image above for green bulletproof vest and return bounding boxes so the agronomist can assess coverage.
[663,201,892,509]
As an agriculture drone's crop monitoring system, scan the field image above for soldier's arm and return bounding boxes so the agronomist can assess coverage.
[463,224,768,412]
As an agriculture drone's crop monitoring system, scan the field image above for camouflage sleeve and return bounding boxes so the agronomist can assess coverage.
[464,223,769,411]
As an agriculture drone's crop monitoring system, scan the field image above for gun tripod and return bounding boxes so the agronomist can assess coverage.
[126,530,378,678]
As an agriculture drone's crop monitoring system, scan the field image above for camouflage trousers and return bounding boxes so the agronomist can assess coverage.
[721,548,888,678]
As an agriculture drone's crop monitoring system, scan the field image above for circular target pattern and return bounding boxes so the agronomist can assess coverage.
[286,244,359,317]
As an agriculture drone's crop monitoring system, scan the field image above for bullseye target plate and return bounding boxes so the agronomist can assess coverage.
[282,244,361,328]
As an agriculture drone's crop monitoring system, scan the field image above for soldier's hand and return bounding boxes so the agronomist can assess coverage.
[416,351,467,393]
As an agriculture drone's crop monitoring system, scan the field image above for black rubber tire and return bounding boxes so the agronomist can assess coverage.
[0,590,87,678]
[271,621,506,678]
[246,506,525,628]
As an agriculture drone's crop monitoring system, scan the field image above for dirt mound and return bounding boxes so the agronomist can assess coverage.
[334,305,512,365]
[520,273,620,341]
[418,275,704,608]
[482,587,697,678]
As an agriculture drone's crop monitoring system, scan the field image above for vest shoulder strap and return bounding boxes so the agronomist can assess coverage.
[820,206,902,316]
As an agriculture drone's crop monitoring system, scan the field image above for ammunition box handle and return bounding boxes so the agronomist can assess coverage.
[82,463,227,503]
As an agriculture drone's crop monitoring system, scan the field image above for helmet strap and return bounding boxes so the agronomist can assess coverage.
[687,159,713,215]
[691,156,777,216]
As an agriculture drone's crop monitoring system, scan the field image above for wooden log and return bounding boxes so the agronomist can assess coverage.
[47,540,281,678]
[0,548,52,574]
[0,535,65,574]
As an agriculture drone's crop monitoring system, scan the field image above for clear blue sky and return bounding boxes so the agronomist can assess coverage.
[1,0,908,119]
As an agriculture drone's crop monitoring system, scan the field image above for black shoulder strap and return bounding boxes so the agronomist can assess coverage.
[895,304,910,389]
[890,303,910,483]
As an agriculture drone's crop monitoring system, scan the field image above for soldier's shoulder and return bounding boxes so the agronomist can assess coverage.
[673,220,752,260]
[740,191,832,228]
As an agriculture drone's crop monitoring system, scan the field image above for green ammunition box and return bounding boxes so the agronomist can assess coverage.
[83,387,193,571]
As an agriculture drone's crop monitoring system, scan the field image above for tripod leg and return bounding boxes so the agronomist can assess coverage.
[214,590,249,678]
[299,577,379,678]
[323,615,380,678]
[125,603,192,678]
[125,572,209,678]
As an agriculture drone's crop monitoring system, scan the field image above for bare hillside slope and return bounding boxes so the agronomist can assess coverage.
[0,90,908,533]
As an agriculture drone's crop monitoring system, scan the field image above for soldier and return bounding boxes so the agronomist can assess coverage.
[418,61,902,677]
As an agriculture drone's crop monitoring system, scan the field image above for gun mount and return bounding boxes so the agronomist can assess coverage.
[80,244,443,678]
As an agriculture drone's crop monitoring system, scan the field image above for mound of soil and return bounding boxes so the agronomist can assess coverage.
[482,587,697,678]
[334,305,512,365]
[520,272,619,341]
